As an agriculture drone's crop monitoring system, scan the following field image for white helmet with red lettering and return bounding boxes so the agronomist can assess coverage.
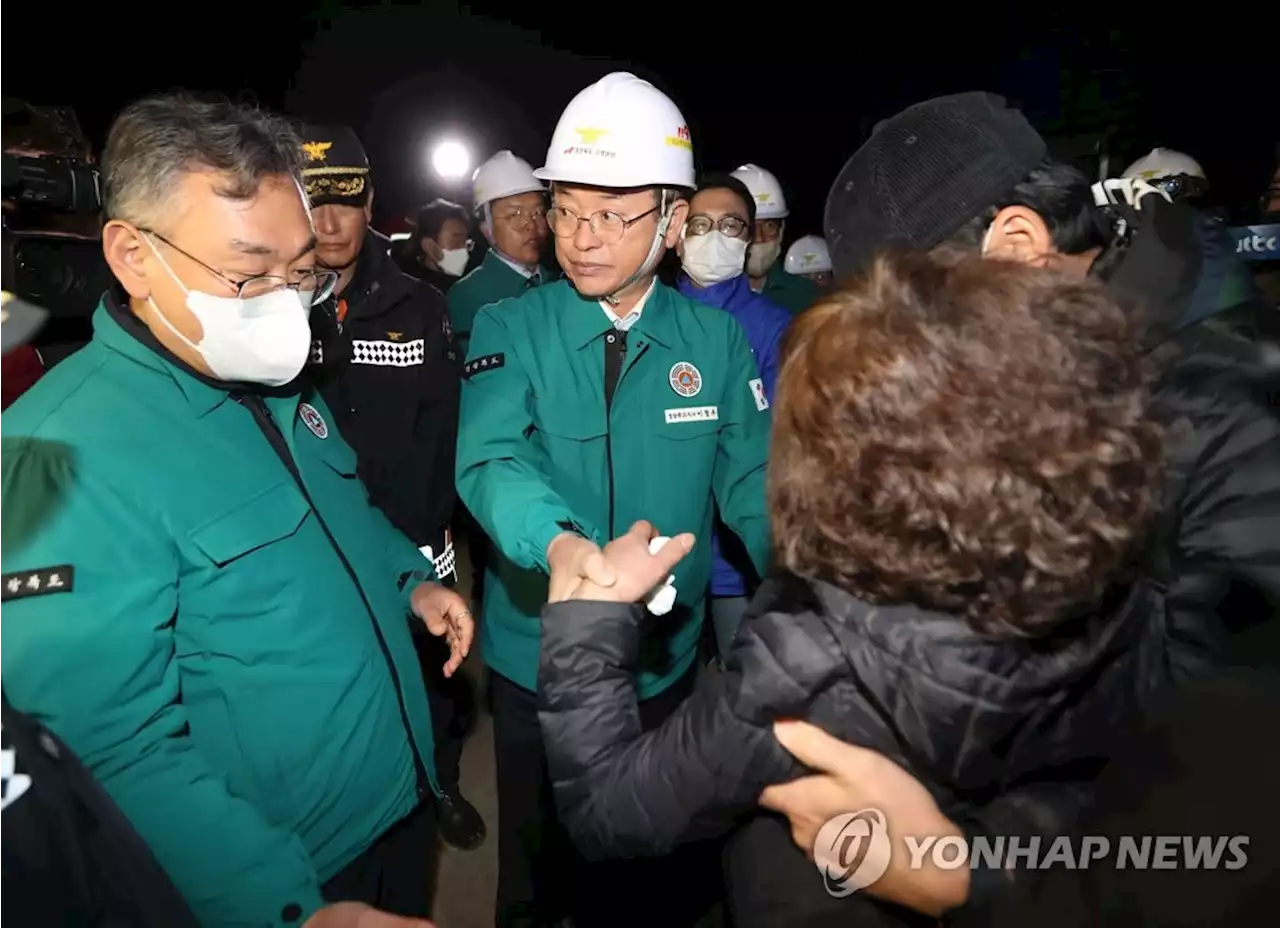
[535,72,695,189]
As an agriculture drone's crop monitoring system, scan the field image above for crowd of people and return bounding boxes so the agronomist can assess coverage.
[2,64,1278,928]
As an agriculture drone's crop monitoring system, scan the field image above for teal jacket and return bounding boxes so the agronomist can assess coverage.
[447,250,550,353]
[1,297,440,927]
[760,261,817,315]
[456,279,771,697]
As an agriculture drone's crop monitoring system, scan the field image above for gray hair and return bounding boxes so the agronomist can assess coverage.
[102,92,304,229]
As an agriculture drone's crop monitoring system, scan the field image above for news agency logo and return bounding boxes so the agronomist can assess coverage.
[814,809,1251,898]
[813,809,893,897]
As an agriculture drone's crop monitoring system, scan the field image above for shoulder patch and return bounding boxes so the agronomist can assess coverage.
[463,353,505,378]
[3,566,74,601]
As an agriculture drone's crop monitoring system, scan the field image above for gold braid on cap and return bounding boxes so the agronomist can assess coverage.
[303,170,368,198]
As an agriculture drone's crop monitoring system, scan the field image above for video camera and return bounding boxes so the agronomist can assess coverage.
[2,152,113,321]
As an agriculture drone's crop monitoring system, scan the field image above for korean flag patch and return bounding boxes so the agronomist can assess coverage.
[749,377,769,411]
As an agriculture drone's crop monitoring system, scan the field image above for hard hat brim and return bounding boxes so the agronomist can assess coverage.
[533,165,695,189]
[478,182,547,206]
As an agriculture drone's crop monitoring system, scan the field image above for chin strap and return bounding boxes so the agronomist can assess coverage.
[604,189,675,306]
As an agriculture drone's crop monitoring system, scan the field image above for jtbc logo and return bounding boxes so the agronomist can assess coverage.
[1236,232,1278,254]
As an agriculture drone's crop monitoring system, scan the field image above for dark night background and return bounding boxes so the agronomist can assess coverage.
[6,4,1273,235]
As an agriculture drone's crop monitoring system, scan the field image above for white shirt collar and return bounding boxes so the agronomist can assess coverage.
[491,248,539,281]
[600,278,656,332]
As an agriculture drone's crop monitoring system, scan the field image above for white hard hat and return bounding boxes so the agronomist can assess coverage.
[534,72,695,189]
[1122,147,1206,182]
[472,150,545,207]
[731,163,788,219]
[784,235,832,275]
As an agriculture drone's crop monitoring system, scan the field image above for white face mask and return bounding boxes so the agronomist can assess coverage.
[437,247,469,277]
[746,239,781,278]
[145,236,312,387]
[681,230,748,287]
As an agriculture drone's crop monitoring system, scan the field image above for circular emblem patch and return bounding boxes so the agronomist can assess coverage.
[299,402,328,440]
[669,361,702,398]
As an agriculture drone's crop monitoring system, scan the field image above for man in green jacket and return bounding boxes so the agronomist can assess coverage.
[732,162,818,314]
[456,72,771,927]
[447,149,553,354]
[1,93,471,928]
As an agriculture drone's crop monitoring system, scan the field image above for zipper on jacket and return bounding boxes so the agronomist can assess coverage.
[235,393,431,802]
[602,330,628,535]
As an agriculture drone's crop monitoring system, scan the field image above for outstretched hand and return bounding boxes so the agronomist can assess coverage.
[569,520,695,604]
[546,531,617,602]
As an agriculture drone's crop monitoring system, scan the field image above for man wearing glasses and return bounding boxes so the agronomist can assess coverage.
[1,94,472,928]
[456,73,770,927]
[447,149,552,629]
[731,163,817,314]
[298,124,484,853]
[675,172,791,664]
[447,149,552,357]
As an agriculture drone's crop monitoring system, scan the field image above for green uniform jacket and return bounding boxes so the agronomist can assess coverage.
[1,299,440,927]
[761,261,817,315]
[447,250,550,354]
[456,279,771,697]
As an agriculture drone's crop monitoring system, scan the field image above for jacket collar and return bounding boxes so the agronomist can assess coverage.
[561,278,678,350]
[98,286,301,418]
[677,272,752,311]
[481,249,546,289]
[341,229,406,322]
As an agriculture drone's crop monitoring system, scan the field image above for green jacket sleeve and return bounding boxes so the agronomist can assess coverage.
[456,306,585,573]
[713,324,772,575]
[0,441,326,928]
[374,502,439,605]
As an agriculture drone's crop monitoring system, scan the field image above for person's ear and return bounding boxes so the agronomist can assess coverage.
[102,221,152,300]
[422,237,443,261]
[663,200,690,249]
[985,205,1056,266]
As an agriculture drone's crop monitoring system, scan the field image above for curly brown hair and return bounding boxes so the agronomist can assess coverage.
[769,249,1165,638]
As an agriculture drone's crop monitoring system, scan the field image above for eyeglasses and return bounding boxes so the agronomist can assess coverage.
[547,204,660,245]
[493,205,547,230]
[143,229,338,306]
[686,214,749,240]
[755,218,783,240]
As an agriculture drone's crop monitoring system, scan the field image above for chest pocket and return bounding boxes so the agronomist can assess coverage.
[650,391,723,443]
[534,401,607,443]
[653,413,721,442]
[189,483,309,567]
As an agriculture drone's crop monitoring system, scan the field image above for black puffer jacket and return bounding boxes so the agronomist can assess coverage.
[539,570,1171,926]
[538,335,1280,928]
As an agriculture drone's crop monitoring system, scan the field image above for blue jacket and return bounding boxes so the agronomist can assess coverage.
[678,273,790,596]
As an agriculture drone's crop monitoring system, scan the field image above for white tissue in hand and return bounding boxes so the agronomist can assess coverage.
[645,536,678,616]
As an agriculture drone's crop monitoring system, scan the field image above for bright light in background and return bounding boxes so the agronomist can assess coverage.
[431,139,471,181]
